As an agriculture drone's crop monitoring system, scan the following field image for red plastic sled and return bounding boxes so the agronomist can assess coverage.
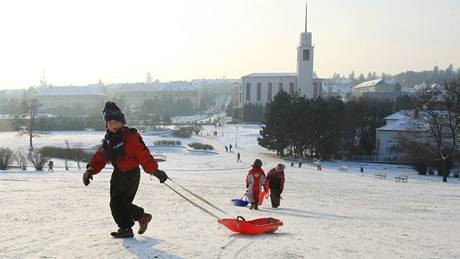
[258,188,269,206]
[218,216,283,235]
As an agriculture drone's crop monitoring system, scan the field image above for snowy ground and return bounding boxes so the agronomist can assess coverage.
[1,125,460,258]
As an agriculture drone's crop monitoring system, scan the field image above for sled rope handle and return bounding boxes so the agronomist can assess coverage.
[163,182,220,220]
[162,167,249,172]
[167,177,235,219]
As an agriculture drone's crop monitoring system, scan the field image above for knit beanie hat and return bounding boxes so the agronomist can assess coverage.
[103,101,126,124]
[252,159,263,168]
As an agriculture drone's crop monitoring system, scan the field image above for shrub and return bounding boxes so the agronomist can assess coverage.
[29,149,48,171]
[412,159,428,175]
[188,142,214,151]
[430,159,453,177]
[40,146,91,162]
[154,140,181,146]
[172,127,193,138]
[0,147,14,170]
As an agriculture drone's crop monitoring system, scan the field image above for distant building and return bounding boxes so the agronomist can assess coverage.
[241,4,322,107]
[376,111,413,161]
[352,79,401,100]
[321,78,353,101]
[241,73,296,105]
[33,85,106,111]
[109,82,200,111]
[0,89,26,113]
[376,110,445,161]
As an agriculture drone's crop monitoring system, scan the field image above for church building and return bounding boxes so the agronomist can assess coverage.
[241,4,322,106]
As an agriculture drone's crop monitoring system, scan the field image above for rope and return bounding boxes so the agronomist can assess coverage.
[163,182,220,220]
[162,167,249,172]
[167,178,235,219]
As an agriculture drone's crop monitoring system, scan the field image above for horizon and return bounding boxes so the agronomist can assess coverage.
[0,0,459,90]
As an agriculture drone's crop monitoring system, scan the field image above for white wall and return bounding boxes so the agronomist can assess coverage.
[241,76,297,106]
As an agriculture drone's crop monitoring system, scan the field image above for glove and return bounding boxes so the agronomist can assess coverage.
[152,169,168,183]
[246,184,249,188]
[83,167,94,186]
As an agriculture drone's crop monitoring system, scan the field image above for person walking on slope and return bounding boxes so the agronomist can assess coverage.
[266,164,285,208]
[246,159,266,210]
[82,101,168,238]
[237,152,241,162]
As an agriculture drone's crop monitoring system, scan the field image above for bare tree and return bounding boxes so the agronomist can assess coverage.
[414,80,460,182]
[18,95,41,151]
[15,150,28,170]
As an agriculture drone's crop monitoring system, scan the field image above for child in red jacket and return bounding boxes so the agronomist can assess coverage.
[83,101,168,238]
[246,159,266,210]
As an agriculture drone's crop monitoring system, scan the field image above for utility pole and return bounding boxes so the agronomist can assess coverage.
[235,126,238,148]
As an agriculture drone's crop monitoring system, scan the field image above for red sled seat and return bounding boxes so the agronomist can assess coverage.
[218,216,283,235]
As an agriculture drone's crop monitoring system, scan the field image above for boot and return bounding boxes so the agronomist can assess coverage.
[137,213,152,234]
[249,203,255,210]
[110,228,134,238]
[254,204,259,210]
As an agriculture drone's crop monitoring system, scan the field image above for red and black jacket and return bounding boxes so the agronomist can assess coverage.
[88,127,158,175]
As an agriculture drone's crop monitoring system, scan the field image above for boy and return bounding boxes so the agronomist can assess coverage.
[83,101,168,238]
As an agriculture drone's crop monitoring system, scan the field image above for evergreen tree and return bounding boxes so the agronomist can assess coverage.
[258,91,292,155]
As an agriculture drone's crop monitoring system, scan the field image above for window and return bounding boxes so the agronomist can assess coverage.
[267,83,272,100]
[278,82,283,92]
[257,83,261,101]
[303,49,310,61]
[246,83,251,101]
[289,83,294,94]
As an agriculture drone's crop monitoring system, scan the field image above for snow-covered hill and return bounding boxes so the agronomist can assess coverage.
[1,125,459,258]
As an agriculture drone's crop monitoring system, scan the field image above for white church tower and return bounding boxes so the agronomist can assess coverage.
[296,3,315,98]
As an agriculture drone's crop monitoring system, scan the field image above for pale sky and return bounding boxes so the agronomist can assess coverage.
[0,0,459,89]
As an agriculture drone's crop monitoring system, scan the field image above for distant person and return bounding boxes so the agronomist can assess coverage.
[316,161,322,171]
[246,159,266,210]
[229,144,232,152]
[237,152,241,162]
[266,164,285,208]
[83,101,168,238]
[48,160,54,172]
[298,159,302,168]
[225,145,228,152]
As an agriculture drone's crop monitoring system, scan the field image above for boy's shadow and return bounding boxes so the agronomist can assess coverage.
[122,237,182,259]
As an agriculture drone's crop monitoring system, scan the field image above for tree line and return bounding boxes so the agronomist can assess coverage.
[258,91,415,160]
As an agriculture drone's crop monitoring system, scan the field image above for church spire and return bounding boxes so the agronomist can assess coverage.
[304,2,308,33]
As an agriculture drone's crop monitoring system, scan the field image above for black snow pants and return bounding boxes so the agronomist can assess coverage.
[110,168,144,229]
[270,189,282,208]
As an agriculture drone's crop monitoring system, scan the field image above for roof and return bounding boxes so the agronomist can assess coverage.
[242,73,297,78]
[34,86,104,96]
[0,89,26,97]
[378,110,431,132]
[0,114,14,119]
[384,111,412,121]
[353,79,393,89]
[109,82,198,92]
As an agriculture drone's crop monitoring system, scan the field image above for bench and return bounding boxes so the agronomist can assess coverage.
[395,175,408,182]
[338,165,348,173]
[374,172,387,179]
